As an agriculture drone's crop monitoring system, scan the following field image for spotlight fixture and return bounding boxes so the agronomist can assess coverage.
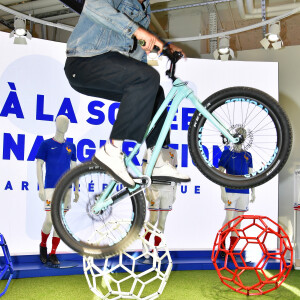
[9,17,32,45]
[213,36,234,61]
[260,22,283,50]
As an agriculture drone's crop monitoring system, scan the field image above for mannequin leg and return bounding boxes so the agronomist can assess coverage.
[51,212,68,257]
[219,210,235,253]
[145,211,159,241]
[231,211,244,237]
[229,211,245,250]
[41,211,52,235]
[223,210,235,227]
[48,212,66,266]
[148,211,159,226]
[155,211,169,246]
[40,211,52,264]
[41,211,61,255]
[157,211,169,232]
[51,229,61,255]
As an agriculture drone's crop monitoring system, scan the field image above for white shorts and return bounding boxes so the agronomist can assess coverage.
[224,193,249,212]
[146,184,177,211]
[44,188,72,212]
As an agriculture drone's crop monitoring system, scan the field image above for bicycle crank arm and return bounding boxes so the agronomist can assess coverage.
[92,176,151,214]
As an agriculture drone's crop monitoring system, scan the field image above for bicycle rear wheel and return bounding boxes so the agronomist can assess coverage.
[188,86,292,188]
[51,161,146,258]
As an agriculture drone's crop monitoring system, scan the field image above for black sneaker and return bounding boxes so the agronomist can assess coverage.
[49,254,60,266]
[40,245,47,264]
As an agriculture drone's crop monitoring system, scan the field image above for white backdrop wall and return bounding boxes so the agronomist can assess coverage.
[0,31,278,255]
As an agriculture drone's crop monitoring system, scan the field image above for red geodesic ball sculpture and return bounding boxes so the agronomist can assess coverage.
[211,215,293,296]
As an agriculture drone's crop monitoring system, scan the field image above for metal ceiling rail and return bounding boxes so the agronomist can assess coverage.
[0,1,300,41]
[0,3,74,31]
[165,6,300,42]
[152,0,233,13]
[43,12,78,22]
[0,5,69,19]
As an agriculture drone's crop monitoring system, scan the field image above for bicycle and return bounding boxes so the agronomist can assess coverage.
[51,46,292,259]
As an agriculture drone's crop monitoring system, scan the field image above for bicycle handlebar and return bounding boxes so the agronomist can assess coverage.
[138,40,183,81]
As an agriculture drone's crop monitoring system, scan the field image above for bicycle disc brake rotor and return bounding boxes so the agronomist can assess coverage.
[228,124,254,151]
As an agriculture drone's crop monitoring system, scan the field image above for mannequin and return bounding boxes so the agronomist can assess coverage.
[36,115,79,266]
[142,146,178,258]
[218,128,255,257]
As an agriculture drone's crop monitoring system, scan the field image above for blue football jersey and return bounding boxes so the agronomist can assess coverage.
[218,149,253,194]
[36,138,76,188]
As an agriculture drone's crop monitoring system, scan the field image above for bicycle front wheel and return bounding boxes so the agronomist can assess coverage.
[51,161,146,258]
[188,87,292,188]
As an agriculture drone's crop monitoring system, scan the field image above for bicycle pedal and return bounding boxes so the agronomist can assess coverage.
[151,176,189,183]
[133,175,151,188]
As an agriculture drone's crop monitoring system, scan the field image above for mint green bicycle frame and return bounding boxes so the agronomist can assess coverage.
[92,78,239,214]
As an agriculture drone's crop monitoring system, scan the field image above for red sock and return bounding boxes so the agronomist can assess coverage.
[145,231,151,241]
[229,236,238,251]
[154,236,161,247]
[50,237,60,255]
[41,231,50,247]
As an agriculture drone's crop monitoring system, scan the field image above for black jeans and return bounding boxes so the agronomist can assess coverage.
[64,52,170,148]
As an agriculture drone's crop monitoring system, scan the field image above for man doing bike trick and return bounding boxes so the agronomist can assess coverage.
[64,0,190,187]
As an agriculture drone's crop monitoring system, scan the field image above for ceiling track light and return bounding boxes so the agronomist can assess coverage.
[9,17,32,45]
[260,22,283,50]
[213,36,234,61]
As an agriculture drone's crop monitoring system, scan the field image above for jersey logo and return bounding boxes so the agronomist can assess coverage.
[227,200,232,206]
[66,146,72,154]
[244,154,249,160]
[51,147,57,150]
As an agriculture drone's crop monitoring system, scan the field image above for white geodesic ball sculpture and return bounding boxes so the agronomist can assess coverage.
[83,222,172,300]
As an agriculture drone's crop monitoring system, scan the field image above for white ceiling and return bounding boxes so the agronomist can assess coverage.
[0,0,300,56]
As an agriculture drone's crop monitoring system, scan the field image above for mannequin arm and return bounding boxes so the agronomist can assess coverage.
[71,161,79,202]
[218,166,227,203]
[249,168,256,203]
[36,159,46,201]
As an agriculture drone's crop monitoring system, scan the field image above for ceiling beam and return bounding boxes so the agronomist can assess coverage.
[0,16,13,30]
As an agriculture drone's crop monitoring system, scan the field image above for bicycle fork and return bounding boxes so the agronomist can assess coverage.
[185,89,239,144]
